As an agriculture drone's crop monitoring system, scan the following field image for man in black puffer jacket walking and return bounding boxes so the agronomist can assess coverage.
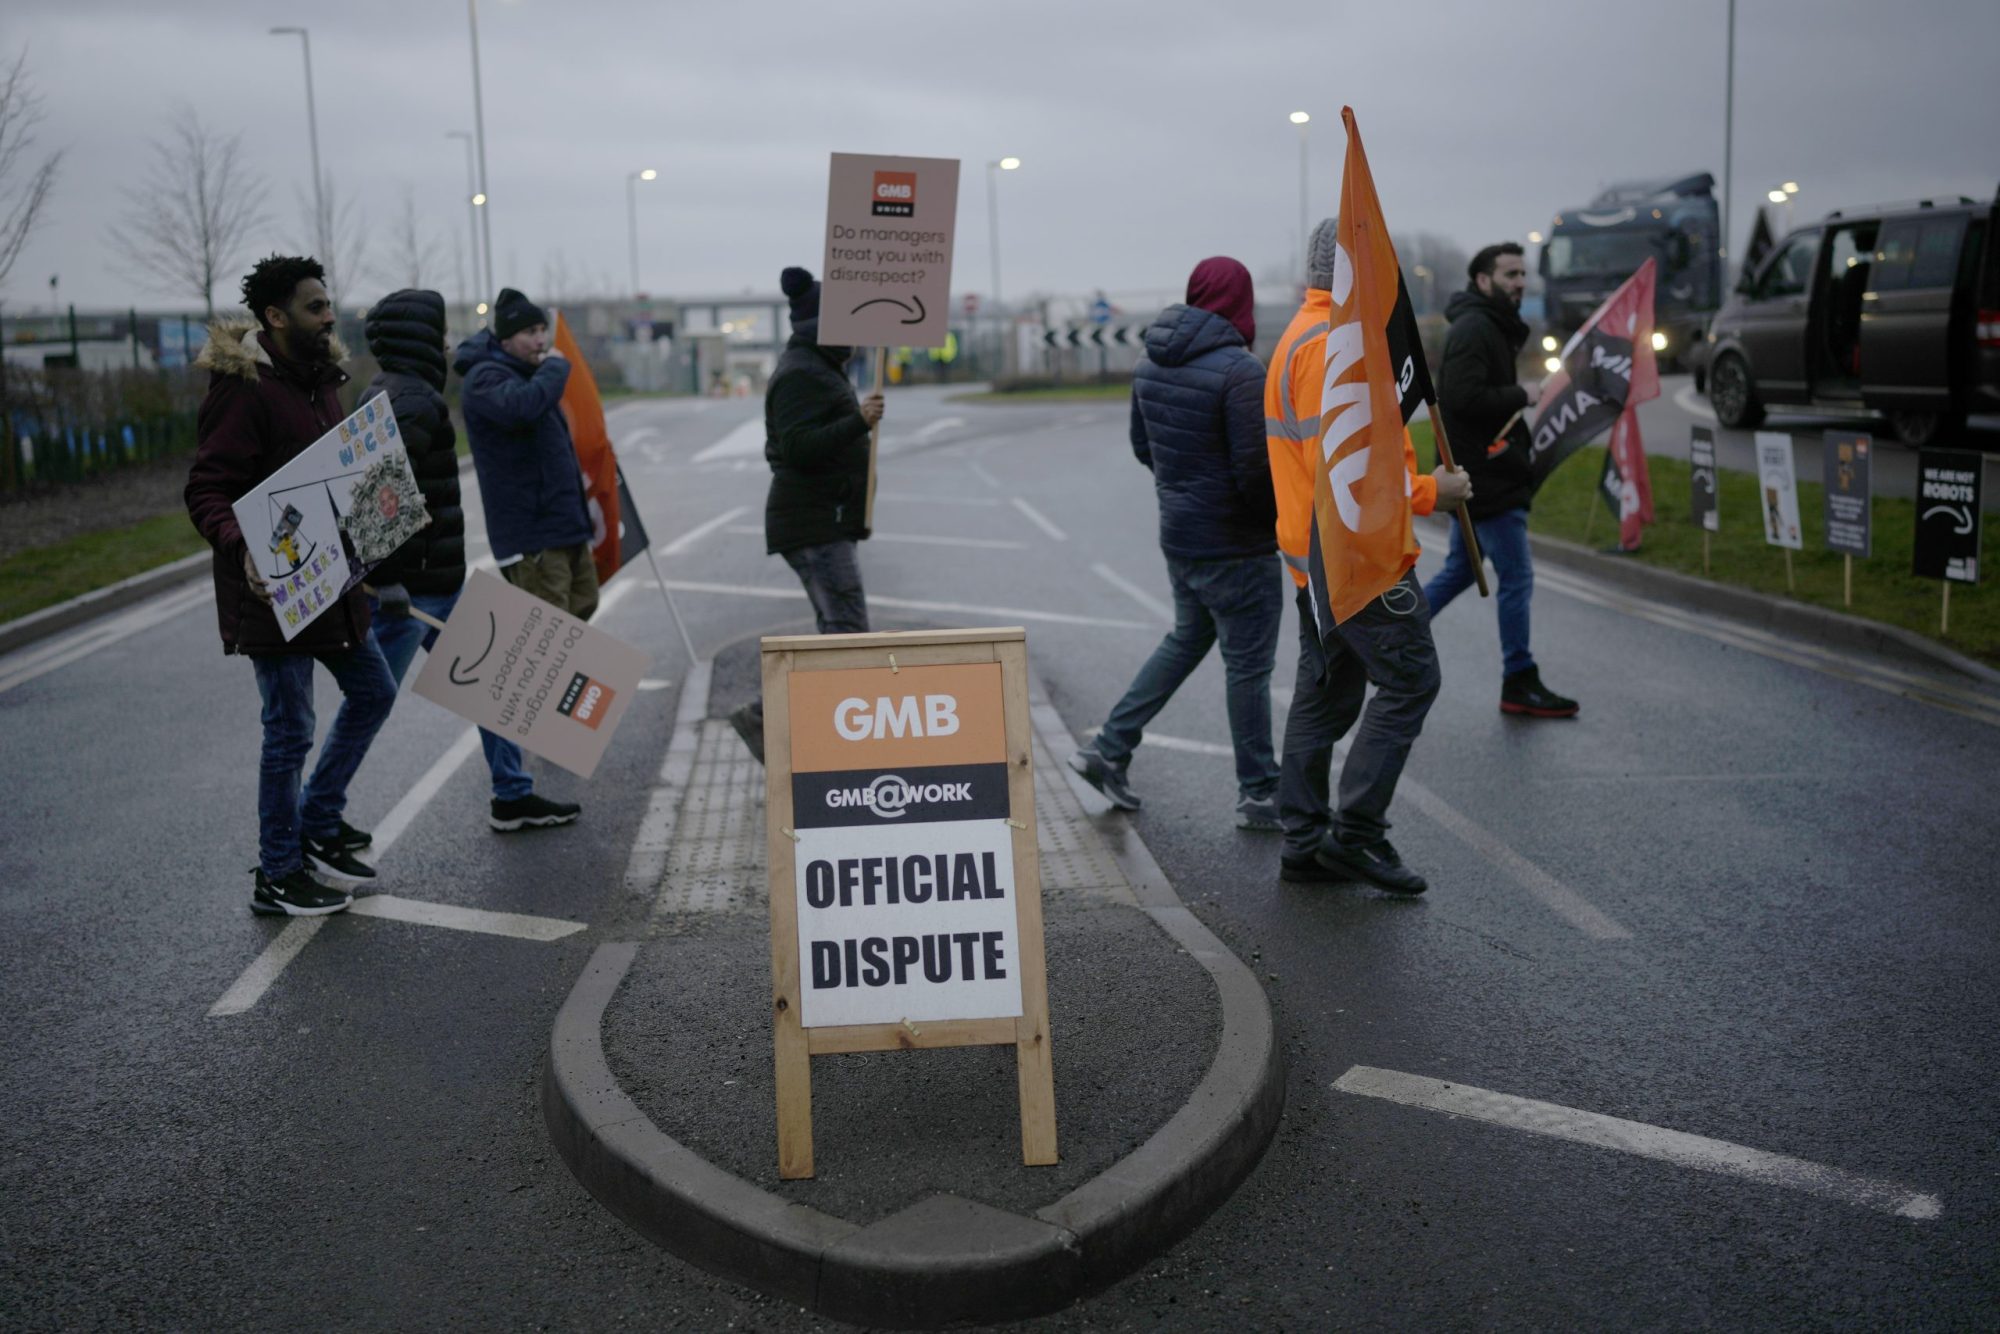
[1423,242,1579,718]
[1068,257,1284,831]
[728,265,884,762]
[362,289,577,832]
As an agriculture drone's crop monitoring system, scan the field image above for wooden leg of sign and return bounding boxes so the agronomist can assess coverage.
[1425,402,1489,598]
[1702,531,1711,577]
[1942,582,1951,635]
[1584,486,1602,545]
[1844,554,1853,609]
[1784,548,1795,593]
[998,640,1058,1167]
[863,348,885,532]
[762,649,815,1179]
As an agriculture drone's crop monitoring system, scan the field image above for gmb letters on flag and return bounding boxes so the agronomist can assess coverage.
[1308,107,1438,630]
[552,313,631,584]
[1526,258,1661,548]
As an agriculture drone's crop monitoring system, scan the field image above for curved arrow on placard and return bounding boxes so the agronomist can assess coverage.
[448,611,498,686]
[1922,504,1977,536]
[848,295,928,325]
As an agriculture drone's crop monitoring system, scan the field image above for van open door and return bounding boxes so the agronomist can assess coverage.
[1859,212,1968,413]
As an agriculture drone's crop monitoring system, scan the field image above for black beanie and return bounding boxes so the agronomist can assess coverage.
[781,266,820,327]
[493,287,549,340]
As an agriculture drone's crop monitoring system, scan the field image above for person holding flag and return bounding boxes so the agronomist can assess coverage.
[1421,242,1581,718]
[1265,111,1473,897]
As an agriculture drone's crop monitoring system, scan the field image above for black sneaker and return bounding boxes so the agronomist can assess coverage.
[1501,667,1579,719]
[1314,835,1428,895]
[330,819,372,851]
[302,833,378,883]
[729,702,765,764]
[252,867,352,917]
[490,793,582,832]
[1236,795,1281,832]
[1280,850,1348,884]
[1067,747,1140,811]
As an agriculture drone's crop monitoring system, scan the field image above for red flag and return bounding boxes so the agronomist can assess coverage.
[551,313,626,583]
[1310,108,1429,628]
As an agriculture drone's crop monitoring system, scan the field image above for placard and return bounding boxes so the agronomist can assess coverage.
[1689,425,1719,532]
[1913,450,1983,584]
[819,153,961,349]
[1822,430,1872,557]
[230,392,426,639]
[762,628,1055,1180]
[1754,431,1802,550]
[411,569,648,777]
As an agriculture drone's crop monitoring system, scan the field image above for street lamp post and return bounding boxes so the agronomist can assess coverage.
[985,157,1020,307]
[1768,181,1799,233]
[446,131,480,317]
[269,27,326,270]
[626,169,657,296]
[1290,111,1311,286]
[467,0,495,313]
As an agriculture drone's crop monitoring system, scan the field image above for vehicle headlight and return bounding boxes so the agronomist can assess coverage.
[1651,331,1669,351]
[1541,335,1558,352]
[1544,356,1563,374]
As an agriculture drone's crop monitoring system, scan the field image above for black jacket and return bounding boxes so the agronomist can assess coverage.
[1129,303,1275,560]
[362,291,465,597]
[763,330,871,554]
[1437,288,1534,520]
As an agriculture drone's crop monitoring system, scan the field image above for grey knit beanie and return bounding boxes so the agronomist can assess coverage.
[1306,217,1341,291]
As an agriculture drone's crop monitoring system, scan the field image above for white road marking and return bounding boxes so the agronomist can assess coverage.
[1086,726,1231,757]
[1092,562,1173,622]
[875,491,1000,507]
[1333,1065,1942,1221]
[626,658,712,897]
[370,726,484,856]
[1673,383,1717,421]
[966,459,1002,489]
[913,416,966,441]
[346,894,585,941]
[638,678,673,691]
[0,582,211,695]
[689,418,765,463]
[1011,496,1068,541]
[207,919,326,1017]
[655,578,1151,630]
[723,524,1025,552]
[660,505,749,556]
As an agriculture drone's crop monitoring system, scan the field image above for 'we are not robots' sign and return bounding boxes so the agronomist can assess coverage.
[762,628,1055,1180]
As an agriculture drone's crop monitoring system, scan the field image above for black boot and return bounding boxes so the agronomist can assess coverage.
[1501,666,1579,718]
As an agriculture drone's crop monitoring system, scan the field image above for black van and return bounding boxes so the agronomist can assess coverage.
[1702,191,2000,445]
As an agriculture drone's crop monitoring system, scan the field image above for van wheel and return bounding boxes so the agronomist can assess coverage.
[1709,354,1764,429]
[1887,408,1962,447]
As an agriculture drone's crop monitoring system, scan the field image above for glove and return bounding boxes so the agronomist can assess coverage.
[374,583,412,620]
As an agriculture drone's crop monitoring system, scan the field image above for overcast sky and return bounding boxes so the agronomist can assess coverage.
[4,0,1997,316]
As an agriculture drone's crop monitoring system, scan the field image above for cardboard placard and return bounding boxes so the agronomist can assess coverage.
[1755,431,1802,550]
[819,153,961,350]
[1822,430,1872,557]
[231,392,426,639]
[411,569,648,777]
[1914,450,1983,584]
[762,628,1055,1180]
[1689,425,1719,532]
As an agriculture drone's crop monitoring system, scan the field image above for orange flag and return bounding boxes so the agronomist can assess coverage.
[552,312,625,584]
[1309,107,1427,629]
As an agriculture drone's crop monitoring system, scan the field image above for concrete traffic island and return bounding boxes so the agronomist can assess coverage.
[543,629,1285,1327]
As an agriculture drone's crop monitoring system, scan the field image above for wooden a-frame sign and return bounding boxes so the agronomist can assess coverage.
[761,627,1057,1179]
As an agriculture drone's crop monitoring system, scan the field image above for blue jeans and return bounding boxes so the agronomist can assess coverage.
[251,642,397,878]
[370,590,533,801]
[1094,553,1283,800]
[1422,507,1536,677]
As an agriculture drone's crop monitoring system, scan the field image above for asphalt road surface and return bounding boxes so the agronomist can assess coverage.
[3,384,1995,1330]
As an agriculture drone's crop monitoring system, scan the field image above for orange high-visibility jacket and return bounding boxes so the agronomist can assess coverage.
[1264,289,1437,589]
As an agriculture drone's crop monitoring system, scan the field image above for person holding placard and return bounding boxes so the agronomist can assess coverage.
[454,286,591,830]
[728,265,884,764]
[185,255,395,916]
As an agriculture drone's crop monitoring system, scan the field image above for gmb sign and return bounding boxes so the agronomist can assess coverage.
[762,627,1055,1179]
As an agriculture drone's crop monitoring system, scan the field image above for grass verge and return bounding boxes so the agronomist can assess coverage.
[0,511,206,624]
[1409,419,1996,666]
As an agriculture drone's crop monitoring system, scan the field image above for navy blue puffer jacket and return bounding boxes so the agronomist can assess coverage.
[453,328,592,563]
[1129,303,1275,560]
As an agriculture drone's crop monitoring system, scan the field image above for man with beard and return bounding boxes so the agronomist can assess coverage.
[185,255,394,916]
[728,264,884,763]
[1421,242,1578,718]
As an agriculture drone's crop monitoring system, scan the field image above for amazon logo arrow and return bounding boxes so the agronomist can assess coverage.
[1922,504,1977,536]
[448,611,498,686]
[848,294,928,325]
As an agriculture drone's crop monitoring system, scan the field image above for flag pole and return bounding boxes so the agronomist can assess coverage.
[1425,402,1490,597]
[642,546,700,666]
[864,347,885,531]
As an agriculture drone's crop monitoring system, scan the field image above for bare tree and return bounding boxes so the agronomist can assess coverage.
[383,184,441,291]
[0,44,63,290]
[295,171,373,308]
[107,105,265,319]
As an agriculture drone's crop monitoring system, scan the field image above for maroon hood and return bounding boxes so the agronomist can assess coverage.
[1186,256,1255,347]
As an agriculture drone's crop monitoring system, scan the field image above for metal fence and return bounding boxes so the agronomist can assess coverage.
[1,363,204,493]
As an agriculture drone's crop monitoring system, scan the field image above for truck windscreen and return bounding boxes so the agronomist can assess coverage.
[1546,231,1659,279]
